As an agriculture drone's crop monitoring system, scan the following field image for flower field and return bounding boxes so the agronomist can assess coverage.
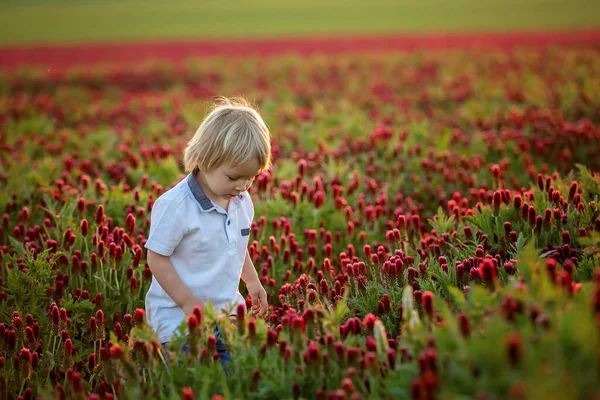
[1,42,600,400]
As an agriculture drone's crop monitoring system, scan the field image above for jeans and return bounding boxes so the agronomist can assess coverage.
[161,326,231,368]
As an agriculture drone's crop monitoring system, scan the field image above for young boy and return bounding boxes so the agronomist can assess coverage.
[144,97,271,365]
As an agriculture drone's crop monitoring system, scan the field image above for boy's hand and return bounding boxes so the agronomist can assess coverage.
[181,295,206,317]
[246,280,268,317]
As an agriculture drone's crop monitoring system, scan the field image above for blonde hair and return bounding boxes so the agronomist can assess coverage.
[183,97,271,173]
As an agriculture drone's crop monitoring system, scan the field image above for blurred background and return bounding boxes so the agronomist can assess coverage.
[1,0,599,46]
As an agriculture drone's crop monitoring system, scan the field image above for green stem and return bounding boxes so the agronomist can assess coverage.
[18,378,26,397]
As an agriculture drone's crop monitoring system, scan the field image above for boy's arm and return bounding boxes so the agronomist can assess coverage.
[147,249,205,316]
[240,250,268,317]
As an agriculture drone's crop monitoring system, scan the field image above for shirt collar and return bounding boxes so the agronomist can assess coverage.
[186,172,245,212]
[187,173,215,211]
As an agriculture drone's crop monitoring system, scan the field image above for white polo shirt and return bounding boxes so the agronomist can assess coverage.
[144,173,252,343]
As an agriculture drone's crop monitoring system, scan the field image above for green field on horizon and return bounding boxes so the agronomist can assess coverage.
[1,0,599,46]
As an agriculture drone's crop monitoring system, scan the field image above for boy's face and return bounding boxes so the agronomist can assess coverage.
[198,157,262,204]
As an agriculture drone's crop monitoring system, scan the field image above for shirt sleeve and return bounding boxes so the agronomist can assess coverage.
[144,198,186,256]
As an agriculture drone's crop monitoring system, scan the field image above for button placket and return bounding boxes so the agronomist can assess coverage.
[227,213,237,249]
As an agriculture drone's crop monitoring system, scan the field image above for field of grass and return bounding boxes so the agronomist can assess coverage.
[1,0,599,46]
[2,0,600,399]
[2,45,600,399]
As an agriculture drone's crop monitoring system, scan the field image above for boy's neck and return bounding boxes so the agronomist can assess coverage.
[193,170,230,210]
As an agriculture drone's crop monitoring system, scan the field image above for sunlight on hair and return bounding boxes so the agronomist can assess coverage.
[183,96,272,173]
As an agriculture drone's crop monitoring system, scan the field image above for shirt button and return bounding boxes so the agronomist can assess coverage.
[227,220,231,226]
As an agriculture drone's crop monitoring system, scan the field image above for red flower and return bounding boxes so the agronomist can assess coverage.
[25,326,35,345]
[407,267,418,283]
[422,291,435,318]
[543,208,552,227]
[6,229,21,247]
[492,191,502,213]
[80,219,89,237]
[19,347,32,363]
[181,387,195,400]
[503,262,516,275]
[88,352,97,371]
[129,276,139,291]
[266,326,278,347]
[64,338,74,356]
[109,343,124,359]
[298,159,307,177]
[6,329,16,352]
[506,332,523,367]
[463,226,473,239]
[134,309,145,325]
[568,181,578,203]
[122,233,134,248]
[46,239,58,253]
[302,308,315,325]
[479,259,497,288]
[93,293,103,308]
[381,294,391,313]
[411,215,420,231]
[95,205,105,225]
[414,290,423,304]
[306,342,319,363]
[545,259,558,282]
[207,335,217,353]
[66,369,84,394]
[347,347,359,364]
[411,379,423,400]
[513,195,522,210]
[77,197,86,212]
[108,242,117,260]
[362,314,378,334]
[561,231,571,244]
[503,221,512,236]
[537,174,544,191]
[19,207,30,222]
[527,205,536,226]
[490,164,501,179]
[341,377,355,394]
[113,322,123,340]
[458,312,470,337]
[248,317,257,337]
[125,212,136,235]
[397,215,407,230]
[187,314,199,331]
[95,310,105,327]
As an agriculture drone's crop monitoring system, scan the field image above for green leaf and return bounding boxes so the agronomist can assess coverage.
[61,298,96,312]
[429,207,456,234]
[515,237,540,288]
[447,286,467,309]
[575,164,600,197]
[8,236,25,254]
